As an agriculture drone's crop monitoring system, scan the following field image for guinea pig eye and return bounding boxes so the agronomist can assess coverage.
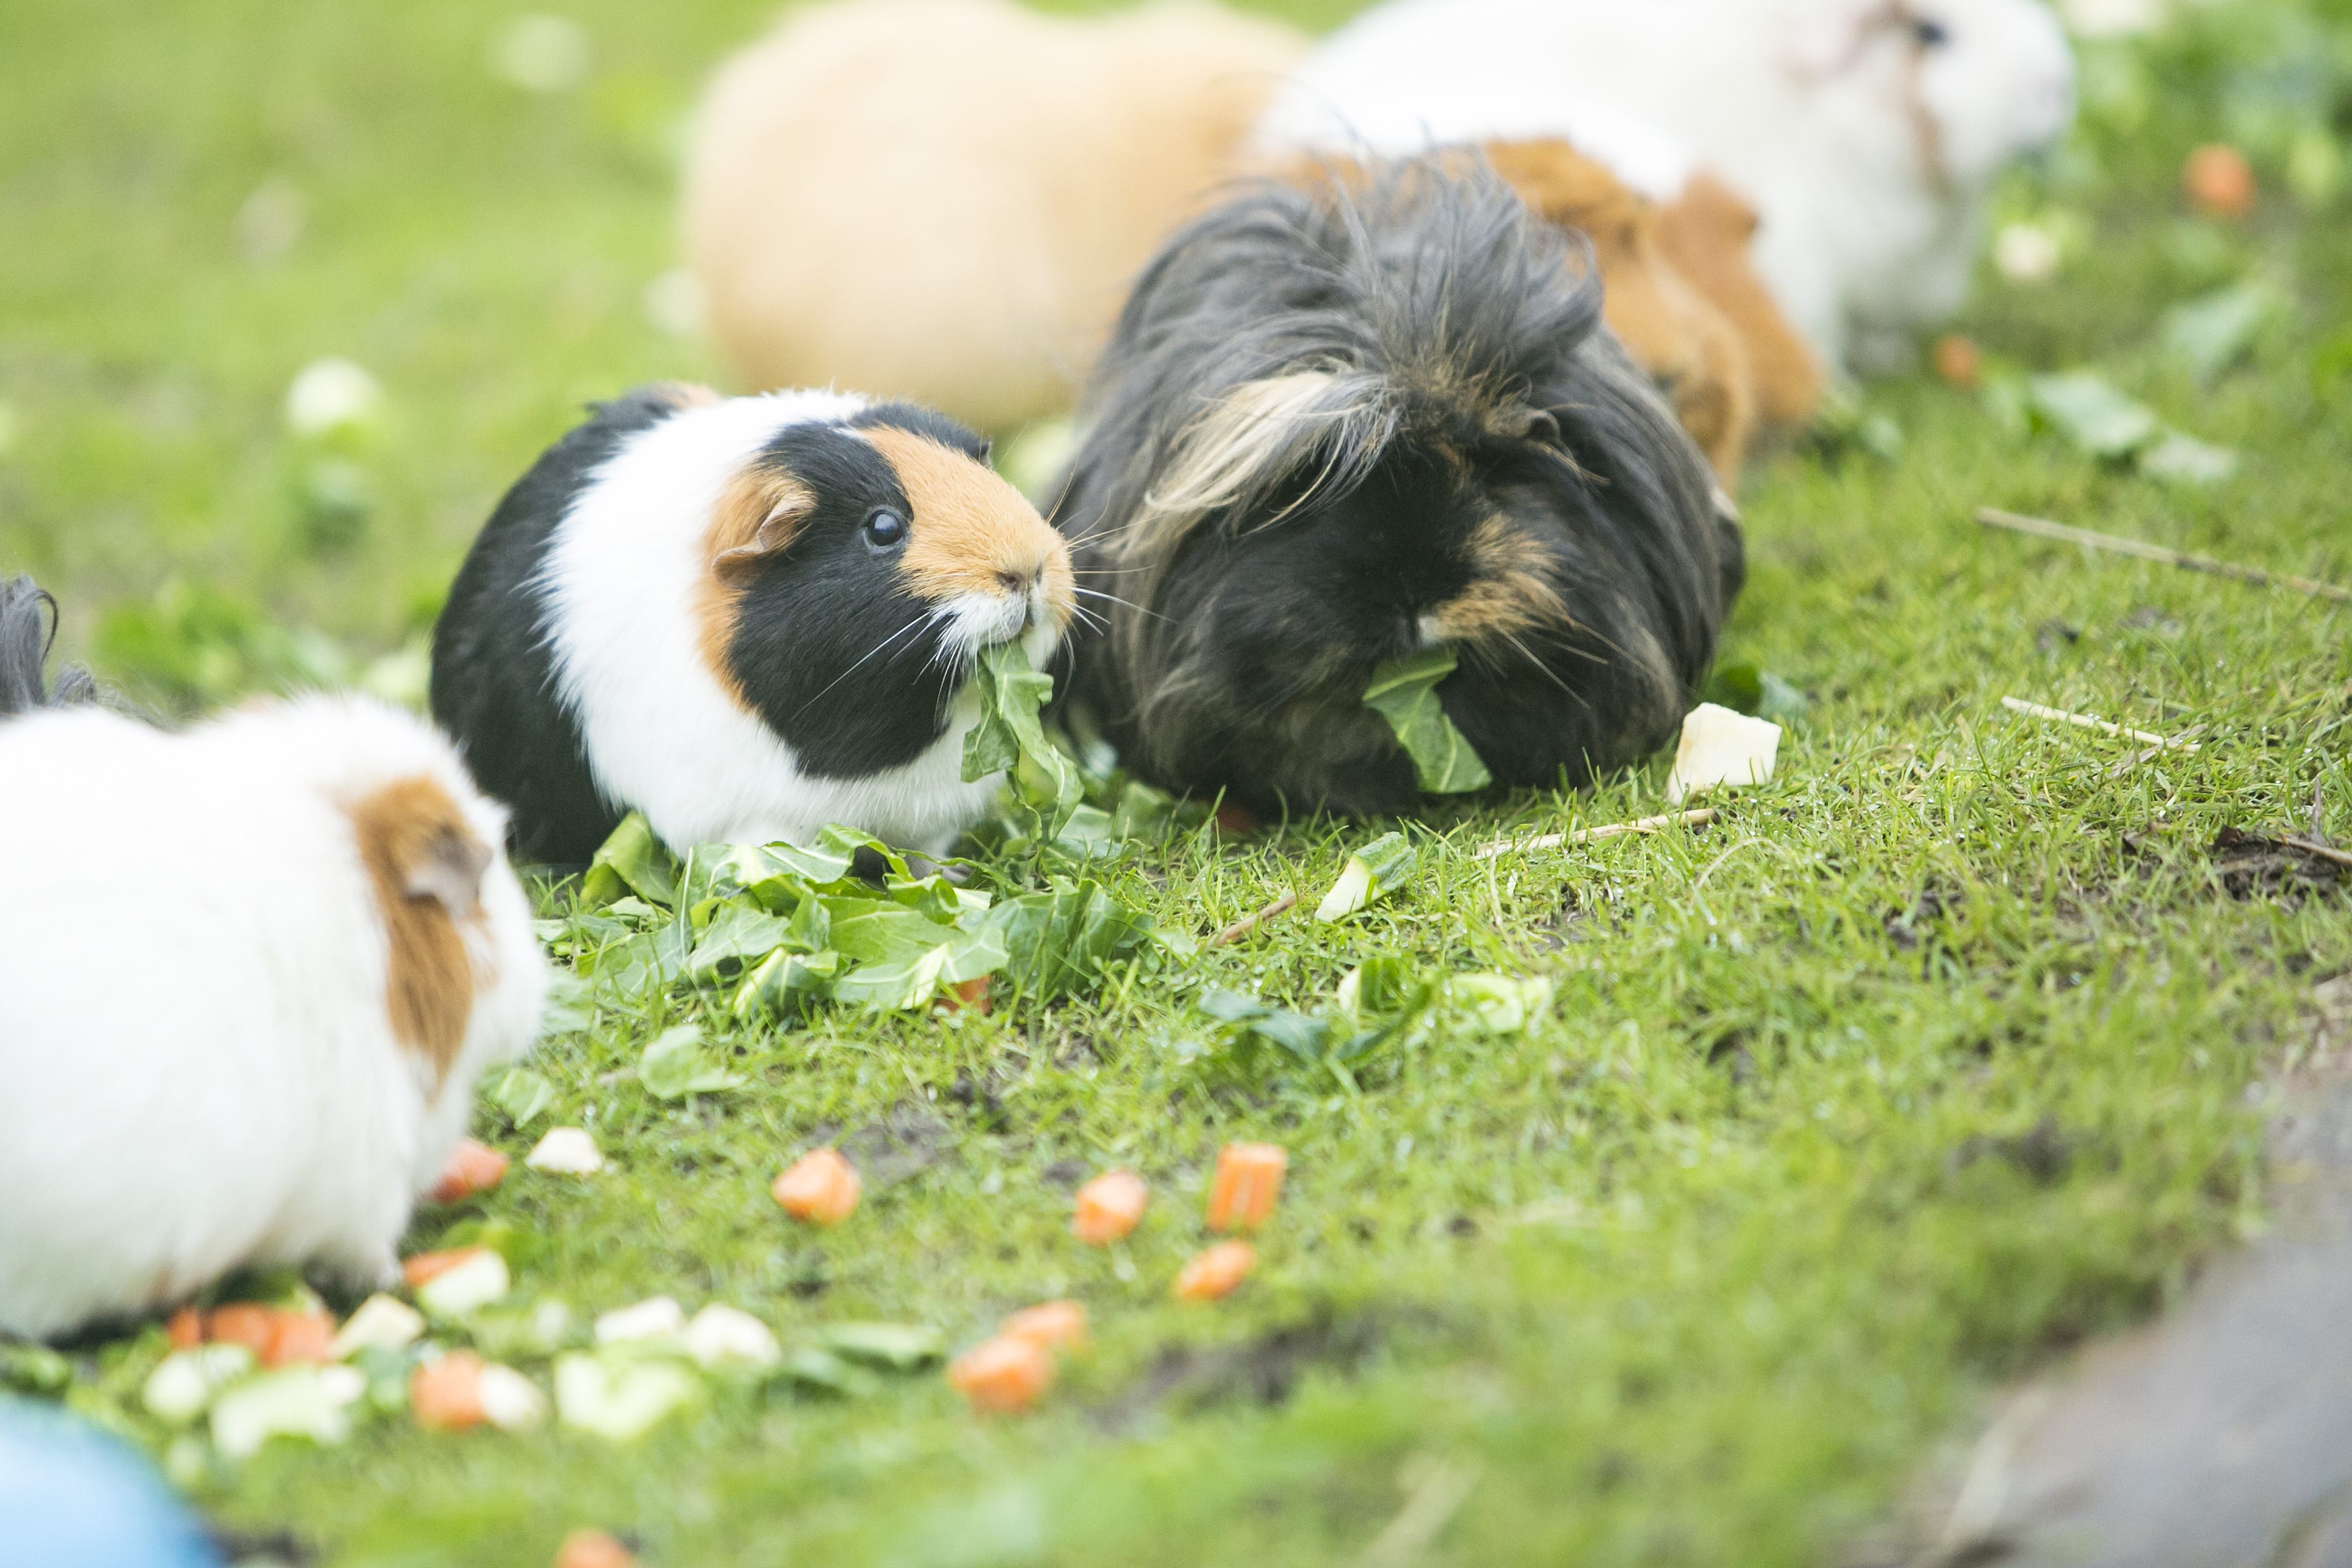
[1909,15,1950,46]
[861,508,908,553]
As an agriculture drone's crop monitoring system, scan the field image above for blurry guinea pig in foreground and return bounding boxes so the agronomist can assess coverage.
[1256,0,2075,371]
[1049,157,1741,821]
[431,384,1075,864]
[683,0,1306,436]
[0,601,546,1340]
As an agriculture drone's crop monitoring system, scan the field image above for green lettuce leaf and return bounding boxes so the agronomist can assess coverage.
[579,811,678,909]
[1364,647,1492,794]
[1314,831,1418,922]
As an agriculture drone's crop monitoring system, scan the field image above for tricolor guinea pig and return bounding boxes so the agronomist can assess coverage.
[0,664,547,1340]
[1050,157,1740,820]
[430,385,1075,862]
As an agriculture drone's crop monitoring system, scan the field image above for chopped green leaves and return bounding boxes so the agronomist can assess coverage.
[1364,647,1492,794]
[638,1025,742,1100]
[580,811,677,909]
[963,640,1083,849]
[1315,832,1418,922]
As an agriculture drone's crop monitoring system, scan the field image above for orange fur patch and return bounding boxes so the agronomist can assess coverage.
[694,461,821,704]
[1656,173,1823,432]
[346,776,489,1088]
[864,427,1075,622]
[1480,139,1756,483]
[1429,516,1567,644]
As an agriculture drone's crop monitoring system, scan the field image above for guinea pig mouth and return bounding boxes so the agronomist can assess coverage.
[938,587,1054,661]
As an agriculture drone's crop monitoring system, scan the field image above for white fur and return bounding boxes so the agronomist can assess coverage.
[0,696,547,1341]
[538,391,1062,855]
[1254,0,2077,367]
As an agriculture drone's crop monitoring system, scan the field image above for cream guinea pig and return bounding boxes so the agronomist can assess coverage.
[429,384,1075,862]
[1255,0,2076,370]
[0,627,547,1339]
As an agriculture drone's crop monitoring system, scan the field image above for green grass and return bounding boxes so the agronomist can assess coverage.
[5,0,2352,1563]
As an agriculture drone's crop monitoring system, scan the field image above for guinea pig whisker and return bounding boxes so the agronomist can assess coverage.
[781,617,930,726]
[1071,585,1171,625]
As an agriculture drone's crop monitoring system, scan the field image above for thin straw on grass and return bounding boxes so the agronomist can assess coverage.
[2283,836,2352,872]
[1473,808,1716,860]
[2105,724,2208,778]
[1976,508,2352,603]
[1207,891,1298,947]
[2001,696,2200,751]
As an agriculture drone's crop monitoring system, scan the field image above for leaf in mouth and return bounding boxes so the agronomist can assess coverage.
[1363,647,1492,795]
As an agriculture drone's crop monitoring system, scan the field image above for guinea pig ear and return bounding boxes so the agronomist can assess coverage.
[402,824,493,921]
[1492,406,1562,446]
[710,465,819,579]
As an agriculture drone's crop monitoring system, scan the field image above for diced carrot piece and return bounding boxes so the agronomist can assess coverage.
[206,1303,277,1354]
[939,975,992,1015]
[412,1351,488,1432]
[1931,334,1980,390]
[262,1310,336,1367]
[947,1333,1054,1413]
[166,1306,204,1350]
[401,1247,489,1290]
[1071,1169,1149,1245]
[1000,1299,1087,1354]
[553,1528,638,1568]
[2183,144,2255,219]
[1214,801,1260,836]
[772,1148,860,1226]
[429,1139,510,1204]
[1173,1241,1256,1302]
[1205,1142,1286,1233]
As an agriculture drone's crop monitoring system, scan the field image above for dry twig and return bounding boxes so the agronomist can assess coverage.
[1977,508,2352,603]
[2104,723,2208,778]
[1473,808,1716,860]
[1207,891,1297,947]
[2285,836,2352,872]
[2001,696,2199,751]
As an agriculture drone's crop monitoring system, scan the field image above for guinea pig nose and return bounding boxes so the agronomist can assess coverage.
[995,569,1027,595]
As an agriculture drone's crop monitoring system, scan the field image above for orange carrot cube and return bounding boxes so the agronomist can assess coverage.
[1000,1299,1087,1354]
[1071,1169,1149,1245]
[1931,334,1980,390]
[772,1148,860,1226]
[1205,1142,1286,1233]
[429,1138,510,1204]
[553,1528,638,1568]
[412,1351,488,1431]
[205,1303,276,1354]
[1173,1241,1256,1302]
[947,1333,1054,1413]
[401,1247,489,1290]
[2184,144,2256,219]
[262,1310,336,1367]
[939,975,992,1015]
[166,1306,204,1350]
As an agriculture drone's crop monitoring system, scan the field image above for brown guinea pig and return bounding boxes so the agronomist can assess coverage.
[683,0,1307,436]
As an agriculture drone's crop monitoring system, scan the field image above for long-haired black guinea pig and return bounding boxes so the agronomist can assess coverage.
[1048,155,1744,819]
[431,384,1075,863]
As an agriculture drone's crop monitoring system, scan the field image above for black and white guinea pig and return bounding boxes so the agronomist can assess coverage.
[431,385,1076,863]
[1049,155,1741,820]
[0,667,547,1340]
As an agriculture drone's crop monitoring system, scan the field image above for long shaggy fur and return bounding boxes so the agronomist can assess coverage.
[0,576,95,717]
[1053,157,1741,818]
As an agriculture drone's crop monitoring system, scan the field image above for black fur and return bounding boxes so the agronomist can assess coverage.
[724,416,966,775]
[431,391,995,863]
[1050,157,1743,818]
[431,387,682,864]
[0,576,97,719]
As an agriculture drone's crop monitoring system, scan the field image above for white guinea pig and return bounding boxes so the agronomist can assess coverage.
[1256,0,2077,370]
[430,384,1076,863]
[0,678,547,1341]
